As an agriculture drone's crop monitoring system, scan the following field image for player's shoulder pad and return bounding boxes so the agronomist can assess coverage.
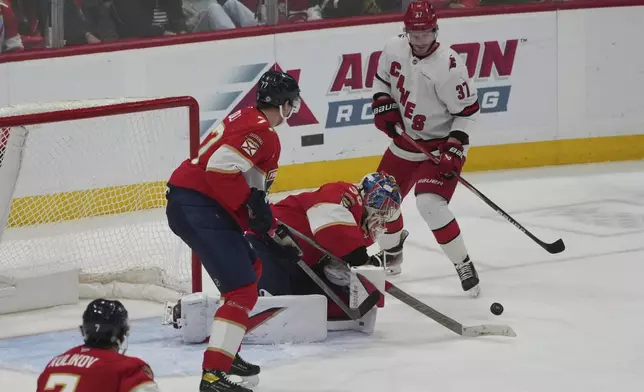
[134,360,155,381]
[248,111,277,135]
[383,34,409,54]
[122,355,153,377]
[140,364,154,380]
[419,46,459,82]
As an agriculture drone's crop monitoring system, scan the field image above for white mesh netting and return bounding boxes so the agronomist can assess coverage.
[0,98,195,302]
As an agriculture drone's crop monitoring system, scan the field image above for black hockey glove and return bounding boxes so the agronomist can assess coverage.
[342,246,377,267]
[246,188,273,235]
[316,246,381,268]
[270,224,303,263]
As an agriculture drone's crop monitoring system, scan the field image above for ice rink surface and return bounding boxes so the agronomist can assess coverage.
[2,160,644,391]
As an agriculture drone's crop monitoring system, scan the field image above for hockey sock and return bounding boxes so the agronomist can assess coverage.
[416,193,469,264]
[202,283,258,372]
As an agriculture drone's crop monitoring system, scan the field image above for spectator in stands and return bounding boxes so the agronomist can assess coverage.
[10,0,45,49]
[65,0,119,45]
[184,0,257,31]
[0,0,25,53]
[425,0,480,8]
[283,0,403,22]
[111,0,187,38]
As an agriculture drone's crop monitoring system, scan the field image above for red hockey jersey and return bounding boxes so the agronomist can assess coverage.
[169,107,281,230]
[36,345,157,392]
[273,182,371,266]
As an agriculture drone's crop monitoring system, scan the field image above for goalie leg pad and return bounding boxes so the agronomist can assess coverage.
[177,293,328,345]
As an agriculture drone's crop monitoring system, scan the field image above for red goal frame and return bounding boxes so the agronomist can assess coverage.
[0,96,203,293]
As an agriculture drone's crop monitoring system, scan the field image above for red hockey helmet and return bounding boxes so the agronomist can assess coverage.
[404,1,439,57]
[404,1,438,32]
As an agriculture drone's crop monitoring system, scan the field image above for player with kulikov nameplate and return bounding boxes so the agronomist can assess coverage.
[166,69,301,392]
[37,299,160,392]
[371,1,482,297]
[167,173,402,344]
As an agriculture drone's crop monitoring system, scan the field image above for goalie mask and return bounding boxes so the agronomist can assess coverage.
[404,1,439,58]
[80,299,130,354]
[359,172,402,241]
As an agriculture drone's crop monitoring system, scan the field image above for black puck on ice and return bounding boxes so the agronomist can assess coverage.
[490,302,504,316]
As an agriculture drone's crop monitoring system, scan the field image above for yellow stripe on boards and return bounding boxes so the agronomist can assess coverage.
[465,134,644,171]
[273,134,644,191]
[7,181,167,227]
[6,134,644,227]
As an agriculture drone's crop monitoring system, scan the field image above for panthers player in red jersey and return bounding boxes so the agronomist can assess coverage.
[166,69,301,392]
[371,1,481,296]
[245,172,402,319]
[37,299,159,392]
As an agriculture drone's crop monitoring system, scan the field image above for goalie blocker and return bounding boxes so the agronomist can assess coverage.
[165,266,385,344]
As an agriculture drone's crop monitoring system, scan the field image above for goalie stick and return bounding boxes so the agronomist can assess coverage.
[271,222,380,321]
[295,258,379,321]
[395,125,565,255]
[278,221,516,338]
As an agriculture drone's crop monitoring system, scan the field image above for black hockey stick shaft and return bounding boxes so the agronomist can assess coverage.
[275,220,380,320]
[396,126,565,254]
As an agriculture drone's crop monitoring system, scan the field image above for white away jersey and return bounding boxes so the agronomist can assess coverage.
[373,35,480,147]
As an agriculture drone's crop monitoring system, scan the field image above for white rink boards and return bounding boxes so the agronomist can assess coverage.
[2,160,644,392]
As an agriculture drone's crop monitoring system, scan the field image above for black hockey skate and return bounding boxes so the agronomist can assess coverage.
[229,354,260,388]
[200,369,252,392]
[455,257,480,297]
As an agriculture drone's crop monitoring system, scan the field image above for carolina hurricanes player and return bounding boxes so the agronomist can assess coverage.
[166,69,301,392]
[371,1,481,296]
[246,172,401,318]
[37,299,159,392]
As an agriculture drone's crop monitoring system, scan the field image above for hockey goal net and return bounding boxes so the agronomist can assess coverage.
[0,97,202,304]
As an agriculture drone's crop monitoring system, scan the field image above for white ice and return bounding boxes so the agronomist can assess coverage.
[2,160,644,391]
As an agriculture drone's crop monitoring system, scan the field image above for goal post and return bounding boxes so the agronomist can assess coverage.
[0,96,203,312]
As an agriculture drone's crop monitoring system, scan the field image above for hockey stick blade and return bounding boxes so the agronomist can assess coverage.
[462,325,517,338]
[543,238,565,254]
[460,176,566,255]
[385,281,516,338]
